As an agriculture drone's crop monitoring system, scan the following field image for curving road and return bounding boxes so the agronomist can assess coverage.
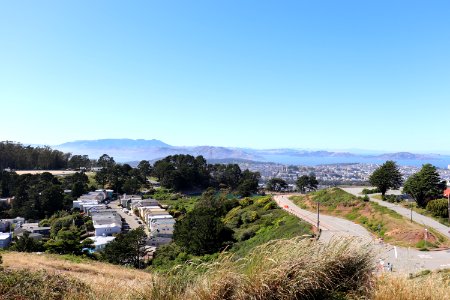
[274,194,450,273]
[274,195,373,243]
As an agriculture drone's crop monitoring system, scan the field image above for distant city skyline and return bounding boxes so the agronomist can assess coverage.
[1,1,449,153]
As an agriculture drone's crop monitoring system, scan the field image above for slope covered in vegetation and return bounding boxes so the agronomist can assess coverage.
[3,238,449,300]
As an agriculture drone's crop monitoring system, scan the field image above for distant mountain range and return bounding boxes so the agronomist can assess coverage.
[54,139,450,168]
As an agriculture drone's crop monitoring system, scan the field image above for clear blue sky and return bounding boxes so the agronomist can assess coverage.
[1,1,449,153]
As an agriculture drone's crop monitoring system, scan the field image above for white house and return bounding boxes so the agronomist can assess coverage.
[94,223,121,237]
[0,232,12,248]
[92,212,122,236]
[87,236,116,251]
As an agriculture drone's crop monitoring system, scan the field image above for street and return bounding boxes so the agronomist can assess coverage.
[109,199,148,234]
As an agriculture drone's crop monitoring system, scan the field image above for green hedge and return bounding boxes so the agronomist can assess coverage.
[426,199,449,218]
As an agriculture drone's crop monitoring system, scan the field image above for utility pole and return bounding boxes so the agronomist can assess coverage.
[446,182,450,225]
[410,202,413,222]
[317,201,320,232]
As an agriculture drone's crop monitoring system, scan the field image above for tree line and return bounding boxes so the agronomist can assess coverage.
[0,170,91,219]
[0,141,70,170]
[265,175,318,193]
[153,154,260,196]
[369,160,447,208]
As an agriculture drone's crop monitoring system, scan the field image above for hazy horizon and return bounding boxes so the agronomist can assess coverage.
[8,138,450,156]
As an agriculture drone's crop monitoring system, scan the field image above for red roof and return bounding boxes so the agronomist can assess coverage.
[444,188,450,197]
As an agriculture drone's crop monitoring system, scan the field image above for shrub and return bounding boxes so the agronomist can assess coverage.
[239,197,253,207]
[236,226,259,241]
[426,199,448,218]
[255,196,272,206]
[241,211,259,224]
[362,188,380,194]
[263,201,277,211]
[383,194,402,203]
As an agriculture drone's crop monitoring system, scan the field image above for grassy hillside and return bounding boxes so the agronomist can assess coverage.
[291,188,450,249]
[225,196,313,256]
[2,239,449,299]
[1,252,152,299]
[150,195,313,272]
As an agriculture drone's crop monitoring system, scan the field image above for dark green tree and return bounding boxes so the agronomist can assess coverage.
[97,154,115,169]
[296,175,309,193]
[369,161,403,197]
[71,181,87,198]
[308,175,319,191]
[152,155,210,191]
[94,168,108,188]
[68,155,91,170]
[40,185,64,217]
[266,178,288,192]
[237,170,260,196]
[44,227,82,255]
[403,164,446,208]
[137,160,152,182]
[10,231,44,252]
[174,206,234,255]
[296,175,319,193]
[102,227,147,268]
[122,178,141,194]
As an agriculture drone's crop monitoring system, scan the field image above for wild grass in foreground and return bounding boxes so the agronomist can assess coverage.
[137,237,375,300]
[2,238,450,299]
[0,269,92,300]
[373,271,450,300]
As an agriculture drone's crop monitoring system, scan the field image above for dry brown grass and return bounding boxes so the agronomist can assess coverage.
[373,273,450,300]
[149,237,376,300]
[2,252,152,299]
[3,240,448,300]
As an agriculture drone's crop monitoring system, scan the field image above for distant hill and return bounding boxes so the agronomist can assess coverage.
[373,152,438,160]
[53,139,450,167]
[58,138,170,149]
[55,139,262,162]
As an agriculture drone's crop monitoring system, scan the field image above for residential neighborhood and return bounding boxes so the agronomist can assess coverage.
[72,189,175,252]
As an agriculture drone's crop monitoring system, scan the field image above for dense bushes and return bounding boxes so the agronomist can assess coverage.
[362,187,380,194]
[382,194,402,203]
[426,199,449,218]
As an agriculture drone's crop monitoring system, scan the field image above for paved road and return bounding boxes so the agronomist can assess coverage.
[275,194,450,273]
[275,195,373,243]
[109,200,144,232]
[342,187,450,239]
